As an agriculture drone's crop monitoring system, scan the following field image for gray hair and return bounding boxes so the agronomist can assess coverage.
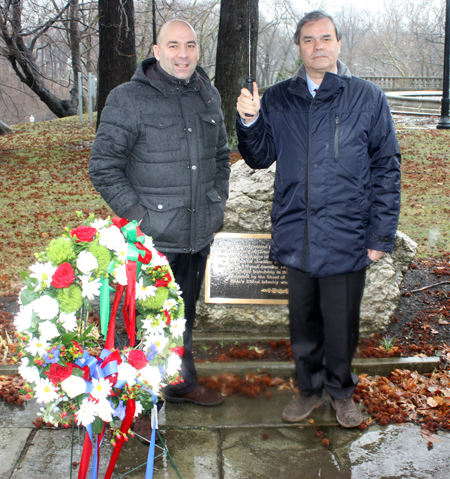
[294,10,342,45]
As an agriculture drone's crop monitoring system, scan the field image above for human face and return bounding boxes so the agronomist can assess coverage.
[297,17,341,82]
[153,21,199,80]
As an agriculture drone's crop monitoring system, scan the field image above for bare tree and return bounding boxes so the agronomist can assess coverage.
[0,0,82,117]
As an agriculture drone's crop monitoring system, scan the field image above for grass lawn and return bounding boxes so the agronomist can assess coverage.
[1,115,450,294]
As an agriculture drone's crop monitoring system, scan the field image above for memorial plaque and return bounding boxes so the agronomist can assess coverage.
[205,233,289,304]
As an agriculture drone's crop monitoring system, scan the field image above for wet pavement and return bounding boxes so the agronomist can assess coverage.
[1,388,450,479]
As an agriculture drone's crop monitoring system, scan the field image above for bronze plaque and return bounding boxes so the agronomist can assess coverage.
[205,233,289,304]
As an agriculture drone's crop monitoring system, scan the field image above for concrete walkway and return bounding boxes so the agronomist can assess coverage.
[2,387,450,479]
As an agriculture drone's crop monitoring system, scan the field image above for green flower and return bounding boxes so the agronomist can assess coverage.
[57,284,83,313]
[88,241,111,273]
[137,287,168,312]
[47,238,76,266]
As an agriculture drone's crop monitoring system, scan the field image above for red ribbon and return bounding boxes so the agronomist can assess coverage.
[105,284,125,351]
[104,399,136,479]
[77,423,106,479]
[122,261,137,347]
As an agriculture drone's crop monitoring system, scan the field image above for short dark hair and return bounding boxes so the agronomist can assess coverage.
[294,10,342,45]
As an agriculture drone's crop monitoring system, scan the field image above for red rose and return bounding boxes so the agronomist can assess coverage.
[51,262,75,288]
[46,363,73,385]
[127,350,148,370]
[171,346,185,357]
[70,225,97,242]
[155,273,172,288]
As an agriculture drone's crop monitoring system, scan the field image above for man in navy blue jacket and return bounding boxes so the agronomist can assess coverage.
[236,10,401,428]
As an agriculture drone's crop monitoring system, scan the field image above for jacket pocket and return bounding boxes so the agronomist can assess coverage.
[334,115,339,161]
[199,113,222,149]
[139,195,187,244]
[142,116,183,153]
[200,188,224,238]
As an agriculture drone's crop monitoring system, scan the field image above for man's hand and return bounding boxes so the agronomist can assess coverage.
[367,249,385,262]
[236,82,261,124]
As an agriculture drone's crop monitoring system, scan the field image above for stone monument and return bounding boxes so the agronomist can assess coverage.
[196,160,416,337]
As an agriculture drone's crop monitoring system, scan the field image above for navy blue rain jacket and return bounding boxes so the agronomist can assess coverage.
[236,61,401,278]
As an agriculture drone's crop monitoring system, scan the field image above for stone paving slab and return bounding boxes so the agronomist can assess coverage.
[0,400,40,428]
[10,429,115,479]
[0,428,31,479]
[113,430,220,479]
[161,389,340,429]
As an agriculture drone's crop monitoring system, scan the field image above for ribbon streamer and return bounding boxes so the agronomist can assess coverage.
[104,398,137,479]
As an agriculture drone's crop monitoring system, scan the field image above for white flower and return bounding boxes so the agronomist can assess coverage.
[173,282,183,296]
[92,398,114,423]
[142,316,166,335]
[144,332,168,354]
[90,378,112,400]
[38,321,60,341]
[98,225,124,251]
[142,235,154,251]
[166,353,182,376]
[150,249,169,267]
[14,304,34,332]
[90,218,109,230]
[25,336,50,356]
[115,240,130,261]
[117,362,137,387]
[170,318,186,340]
[79,275,101,300]
[134,400,144,417]
[29,262,57,290]
[31,295,59,320]
[34,378,59,403]
[138,365,162,395]
[135,277,156,301]
[163,299,177,311]
[76,397,97,426]
[76,251,98,275]
[113,263,128,286]
[61,375,87,398]
[18,357,41,384]
[59,312,77,332]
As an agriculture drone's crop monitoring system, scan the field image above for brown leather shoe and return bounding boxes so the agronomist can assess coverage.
[282,392,326,422]
[331,397,363,428]
[132,412,153,445]
[164,385,224,406]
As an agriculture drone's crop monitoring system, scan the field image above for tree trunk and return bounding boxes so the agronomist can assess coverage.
[215,0,258,149]
[96,0,136,129]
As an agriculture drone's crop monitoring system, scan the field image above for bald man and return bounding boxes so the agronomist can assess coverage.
[90,20,230,438]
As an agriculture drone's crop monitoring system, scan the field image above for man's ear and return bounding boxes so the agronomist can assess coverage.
[153,44,160,60]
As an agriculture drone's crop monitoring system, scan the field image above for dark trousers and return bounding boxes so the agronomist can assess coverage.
[163,245,210,396]
[287,267,366,400]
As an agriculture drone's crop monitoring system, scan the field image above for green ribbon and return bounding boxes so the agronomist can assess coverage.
[99,276,112,336]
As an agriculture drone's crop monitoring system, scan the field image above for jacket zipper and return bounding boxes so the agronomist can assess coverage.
[334,115,339,161]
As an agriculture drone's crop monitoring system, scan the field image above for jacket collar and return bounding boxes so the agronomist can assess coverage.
[131,57,215,107]
[288,60,351,100]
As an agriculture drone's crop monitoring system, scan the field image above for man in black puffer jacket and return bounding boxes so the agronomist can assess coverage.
[90,20,230,417]
[236,11,401,428]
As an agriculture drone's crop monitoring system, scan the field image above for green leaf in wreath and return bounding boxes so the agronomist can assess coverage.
[61,332,77,343]
[20,288,39,306]
[92,416,105,435]
[71,368,84,378]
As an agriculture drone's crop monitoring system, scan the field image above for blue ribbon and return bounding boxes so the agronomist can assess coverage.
[85,423,104,479]
[145,391,158,479]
